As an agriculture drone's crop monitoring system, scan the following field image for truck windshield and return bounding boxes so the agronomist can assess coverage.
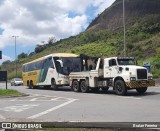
[62,57,81,75]
[117,59,136,65]
[54,57,81,75]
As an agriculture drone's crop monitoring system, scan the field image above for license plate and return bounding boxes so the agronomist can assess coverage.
[141,81,146,85]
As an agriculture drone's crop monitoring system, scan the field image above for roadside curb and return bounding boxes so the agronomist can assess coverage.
[0,93,30,98]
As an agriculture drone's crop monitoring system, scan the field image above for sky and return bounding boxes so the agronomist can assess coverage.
[0,0,116,64]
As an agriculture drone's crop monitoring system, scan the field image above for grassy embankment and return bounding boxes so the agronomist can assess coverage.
[0,88,24,97]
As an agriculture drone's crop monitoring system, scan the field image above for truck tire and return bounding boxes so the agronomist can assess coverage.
[51,79,58,90]
[115,80,127,96]
[80,80,89,93]
[136,87,147,94]
[72,80,80,92]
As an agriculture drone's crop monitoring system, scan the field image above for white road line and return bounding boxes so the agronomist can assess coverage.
[0,114,6,120]
[30,98,39,101]
[116,96,141,100]
[50,97,64,101]
[29,93,74,100]
[28,99,77,119]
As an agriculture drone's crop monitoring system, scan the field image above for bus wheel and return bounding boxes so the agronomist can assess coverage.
[51,79,58,90]
[72,80,80,92]
[80,80,89,93]
[136,87,147,94]
[29,81,34,89]
[115,80,127,96]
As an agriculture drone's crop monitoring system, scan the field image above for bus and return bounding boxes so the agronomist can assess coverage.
[22,53,80,89]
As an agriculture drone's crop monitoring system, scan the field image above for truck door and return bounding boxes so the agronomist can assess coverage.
[109,59,118,78]
[104,59,111,77]
[104,59,118,78]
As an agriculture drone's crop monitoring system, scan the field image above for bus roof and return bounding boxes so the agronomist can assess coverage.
[23,53,79,65]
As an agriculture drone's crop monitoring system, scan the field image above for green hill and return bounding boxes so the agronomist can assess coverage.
[1,0,160,79]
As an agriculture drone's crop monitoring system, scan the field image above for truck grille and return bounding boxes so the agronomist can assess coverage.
[137,69,147,79]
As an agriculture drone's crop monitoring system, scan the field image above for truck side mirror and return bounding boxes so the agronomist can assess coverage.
[119,67,123,71]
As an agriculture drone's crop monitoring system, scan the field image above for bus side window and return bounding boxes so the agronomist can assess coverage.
[43,57,54,69]
[48,57,54,68]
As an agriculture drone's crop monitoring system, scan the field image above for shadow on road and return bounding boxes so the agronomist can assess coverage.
[27,86,160,97]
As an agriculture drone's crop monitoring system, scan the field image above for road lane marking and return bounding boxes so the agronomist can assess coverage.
[50,97,64,101]
[28,99,77,119]
[0,114,5,120]
[0,104,38,112]
[10,94,74,102]
[116,96,141,100]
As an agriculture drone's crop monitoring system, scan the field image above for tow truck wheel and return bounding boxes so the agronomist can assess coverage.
[51,79,58,90]
[80,80,89,93]
[72,80,80,92]
[115,80,127,96]
[136,87,147,94]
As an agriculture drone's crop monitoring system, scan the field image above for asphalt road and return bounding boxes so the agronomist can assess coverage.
[0,82,160,123]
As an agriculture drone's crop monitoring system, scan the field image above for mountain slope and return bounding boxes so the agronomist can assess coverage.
[87,0,160,31]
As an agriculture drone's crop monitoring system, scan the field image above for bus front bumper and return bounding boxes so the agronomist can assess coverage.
[126,80,155,88]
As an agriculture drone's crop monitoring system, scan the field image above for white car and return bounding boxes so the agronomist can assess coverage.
[11,78,23,86]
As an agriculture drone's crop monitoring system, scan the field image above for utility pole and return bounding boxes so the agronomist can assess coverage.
[123,0,126,56]
[12,36,19,78]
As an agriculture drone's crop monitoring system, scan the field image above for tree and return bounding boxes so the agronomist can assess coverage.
[29,52,35,56]
[48,36,56,45]
[35,44,45,53]
[18,52,28,59]
[2,60,11,65]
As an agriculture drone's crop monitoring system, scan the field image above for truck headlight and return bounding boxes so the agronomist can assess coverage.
[130,77,136,81]
[148,76,153,80]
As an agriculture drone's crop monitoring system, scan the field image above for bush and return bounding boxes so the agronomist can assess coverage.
[8,71,22,80]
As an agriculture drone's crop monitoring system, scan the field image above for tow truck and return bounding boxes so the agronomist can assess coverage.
[69,55,155,95]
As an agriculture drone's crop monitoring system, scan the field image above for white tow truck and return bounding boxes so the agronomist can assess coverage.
[69,55,155,95]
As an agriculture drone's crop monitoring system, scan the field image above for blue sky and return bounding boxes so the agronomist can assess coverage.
[0,0,115,64]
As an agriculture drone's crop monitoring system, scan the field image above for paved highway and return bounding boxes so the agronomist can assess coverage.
[0,83,160,122]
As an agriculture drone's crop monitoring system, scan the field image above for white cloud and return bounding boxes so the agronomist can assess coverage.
[0,0,115,52]
[92,0,116,16]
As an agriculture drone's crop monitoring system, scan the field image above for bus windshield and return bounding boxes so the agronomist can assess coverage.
[54,57,81,75]
[117,58,136,65]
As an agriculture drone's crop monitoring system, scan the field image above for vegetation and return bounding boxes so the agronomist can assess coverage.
[18,52,28,59]
[0,0,160,79]
[0,89,24,97]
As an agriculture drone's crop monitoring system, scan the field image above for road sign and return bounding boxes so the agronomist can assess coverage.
[0,71,8,89]
[143,62,150,66]
[143,62,151,72]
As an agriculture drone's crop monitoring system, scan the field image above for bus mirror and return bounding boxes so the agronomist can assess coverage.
[83,60,85,65]
[56,60,63,67]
